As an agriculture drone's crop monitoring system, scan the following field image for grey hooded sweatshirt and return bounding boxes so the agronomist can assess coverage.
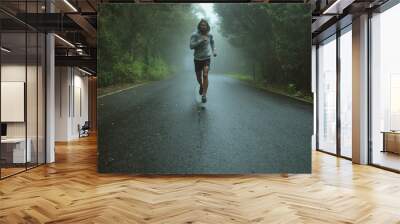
[189,31,216,61]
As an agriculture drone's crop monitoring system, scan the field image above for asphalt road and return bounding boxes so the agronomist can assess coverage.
[98,73,313,174]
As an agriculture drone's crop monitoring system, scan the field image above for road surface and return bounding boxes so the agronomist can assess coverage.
[98,73,312,174]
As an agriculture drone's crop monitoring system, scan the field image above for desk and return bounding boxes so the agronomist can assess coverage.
[382,131,400,154]
[1,138,31,163]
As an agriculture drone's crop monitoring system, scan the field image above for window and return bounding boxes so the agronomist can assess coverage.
[370,3,400,171]
[339,27,352,158]
[317,35,337,154]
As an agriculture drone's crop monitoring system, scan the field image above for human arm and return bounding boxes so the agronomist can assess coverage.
[190,34,205,49]
[210,35,217,57]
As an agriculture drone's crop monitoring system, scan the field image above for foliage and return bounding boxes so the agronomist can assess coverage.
[98,4,198,87]
[287,83,297,95]
[147,57,169,80]
[98,3,312,98]
[214,4,311,94]
[226,72,313,103]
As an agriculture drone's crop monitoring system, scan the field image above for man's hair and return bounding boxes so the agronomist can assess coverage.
[197,19,210,33]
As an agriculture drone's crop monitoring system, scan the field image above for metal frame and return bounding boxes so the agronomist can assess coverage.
[338,23,353,161]
[44,0,48,165]
[315,32,338,156]
[315,44,319,151]
[367,10,373,165]
[336,27,341,157]
[25,1,28,171]
[36,1,39,167]
[0,15,2,179]
[315,22,353,162]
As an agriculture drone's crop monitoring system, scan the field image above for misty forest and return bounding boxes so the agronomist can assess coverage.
[98,3,313,174]
[98,4,311,100]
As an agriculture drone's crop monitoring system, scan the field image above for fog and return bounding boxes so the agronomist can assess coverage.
[178,4,250,78]
[98,3,311,95]
[97,3,313,174]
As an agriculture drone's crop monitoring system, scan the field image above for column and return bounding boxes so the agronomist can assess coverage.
[46,0,55,163]
[352,14,369,164]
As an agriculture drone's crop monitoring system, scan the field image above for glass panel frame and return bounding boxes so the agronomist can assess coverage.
[339,25,353,159]
[0,1,47,179]
[315,25,354,161]
[0,29,28,178]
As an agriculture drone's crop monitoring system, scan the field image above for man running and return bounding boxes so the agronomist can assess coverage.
[189,19,217,103]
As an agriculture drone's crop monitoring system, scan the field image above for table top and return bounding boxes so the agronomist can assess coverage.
[381,131,400,134]
[1,138,30,143]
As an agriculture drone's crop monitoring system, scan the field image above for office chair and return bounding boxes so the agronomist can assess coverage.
[78,121,90,138]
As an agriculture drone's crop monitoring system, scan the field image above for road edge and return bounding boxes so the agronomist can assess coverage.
[97,83,147,99]
[97,74,178,99]
[224,74,313,105]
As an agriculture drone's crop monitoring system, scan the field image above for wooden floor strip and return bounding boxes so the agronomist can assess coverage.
[0,135,400,223]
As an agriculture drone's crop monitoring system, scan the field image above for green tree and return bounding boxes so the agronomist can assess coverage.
[214,4,311,94]
[98,4,198,87]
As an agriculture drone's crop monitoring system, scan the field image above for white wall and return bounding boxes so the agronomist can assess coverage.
[70,71,89,139]
[55,66,70,141]
[1,65,26,139]
[1,65,25,129]
[1,63,46,164]
[55,67,89,141]
[1,64,42,137]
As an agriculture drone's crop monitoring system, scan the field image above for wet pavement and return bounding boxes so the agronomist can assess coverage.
[98,73,312,174]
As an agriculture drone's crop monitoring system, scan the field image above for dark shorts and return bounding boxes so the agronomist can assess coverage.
[194,58,211,72]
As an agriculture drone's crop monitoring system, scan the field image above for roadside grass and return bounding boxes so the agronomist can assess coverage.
[97,73,176,98]
[225,73,313,104]
[97,81,147,98]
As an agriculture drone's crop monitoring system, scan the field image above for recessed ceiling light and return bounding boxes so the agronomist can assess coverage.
[323,0,343,15]
[78,67,92,76]
[54,34,75,48]
[1,47,11,53]
[63,0,78,12]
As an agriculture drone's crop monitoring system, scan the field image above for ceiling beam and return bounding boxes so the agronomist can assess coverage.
[55,55,96,72]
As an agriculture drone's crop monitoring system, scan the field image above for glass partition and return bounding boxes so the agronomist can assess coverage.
[339,27,352,158]
[1,31,28,177]
[0,1,46,179]
[37,0,46,166]
[27,30,38,169]
[38,32,45,165]
[317,35,337,154]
